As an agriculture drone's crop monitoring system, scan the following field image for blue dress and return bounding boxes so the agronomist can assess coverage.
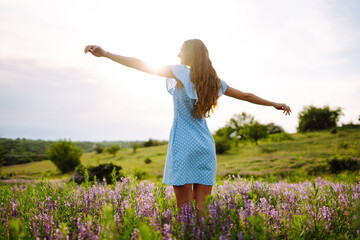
[163,65,228,186]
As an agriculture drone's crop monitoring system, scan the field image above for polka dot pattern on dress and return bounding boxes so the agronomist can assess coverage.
[163,64,228,186]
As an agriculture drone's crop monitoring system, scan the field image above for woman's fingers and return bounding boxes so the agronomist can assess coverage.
[84,45,98,52]
[84,45,94,54]
[84,45,104,57]
[276,104,291,115]
[283,105,291,115]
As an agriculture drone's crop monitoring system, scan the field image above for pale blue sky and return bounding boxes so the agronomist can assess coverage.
[0,0,359,141]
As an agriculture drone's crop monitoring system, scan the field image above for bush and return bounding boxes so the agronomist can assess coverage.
[144,158,152,164]
[106,144,121,156]
[131,168,149,180]
[48,139,83,173]
[214,135,231,154]
[74,163,87,175]
[73,163,123,184]
[327,156,360,174]
[266,123,284,134]
[297,105,342,132]
[89,163,123,184]
[94,144,105,154]
[330,128,337,134]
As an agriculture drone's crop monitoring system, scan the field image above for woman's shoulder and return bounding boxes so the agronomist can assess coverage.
[169,65,191,82]
[170,64,190,73]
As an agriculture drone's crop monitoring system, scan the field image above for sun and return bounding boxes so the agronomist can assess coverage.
[147,61,165,72]
[140,41,181,71]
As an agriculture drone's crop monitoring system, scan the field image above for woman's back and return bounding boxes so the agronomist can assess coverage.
[163,64,228,186]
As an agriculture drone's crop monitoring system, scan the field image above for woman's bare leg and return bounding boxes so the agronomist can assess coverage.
[173,184,193,210]
[193,184,212,213]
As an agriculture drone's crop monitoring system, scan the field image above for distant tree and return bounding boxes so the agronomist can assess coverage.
[0,145,7,174]
[297,105,342,132]
[132,143,139,153]
[47,139,83,173]
[107,144,121,156]
[215,125,232,138]
[266,123,284,134]
[215,113,254,143]
[143,139,154,147]
[94,144,105,154]
[226,113,254,139]
[240,121,269,145]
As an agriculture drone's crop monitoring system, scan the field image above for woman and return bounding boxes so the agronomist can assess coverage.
[84,39,291,213]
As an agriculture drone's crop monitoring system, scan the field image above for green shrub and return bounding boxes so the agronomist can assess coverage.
[214,135,231,154]
[144,158,152,164]
[74,163,123,184]
[327,156,360,174]
[266,123,284,134]
[106,144,121,156]
[88,163,123,184]
[131,168,149,180]
[94,144,105,154]
[74,163,87,175]
[47,139,83,173]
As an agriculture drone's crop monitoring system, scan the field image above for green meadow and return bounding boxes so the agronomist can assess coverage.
[2,128,359,183]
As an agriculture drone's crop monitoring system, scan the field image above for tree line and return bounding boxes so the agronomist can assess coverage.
[0,105,358,173]
[213,105,358,154]
[0,138,166,167]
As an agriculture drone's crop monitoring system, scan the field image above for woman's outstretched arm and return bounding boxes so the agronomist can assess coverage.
[224,85,291,115]
[84,45,175,78]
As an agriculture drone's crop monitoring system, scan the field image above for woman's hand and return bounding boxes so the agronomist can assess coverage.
[274,103,291,115]
[84,45,107,57]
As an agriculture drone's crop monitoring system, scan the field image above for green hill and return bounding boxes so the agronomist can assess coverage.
[1,128,359,183]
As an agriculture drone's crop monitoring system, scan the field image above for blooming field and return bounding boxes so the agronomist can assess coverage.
[1,177,360,239]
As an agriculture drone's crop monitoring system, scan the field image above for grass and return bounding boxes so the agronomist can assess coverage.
[2,128,359,183]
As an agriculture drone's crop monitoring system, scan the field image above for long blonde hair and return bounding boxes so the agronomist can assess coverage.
[182,39,221,118]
